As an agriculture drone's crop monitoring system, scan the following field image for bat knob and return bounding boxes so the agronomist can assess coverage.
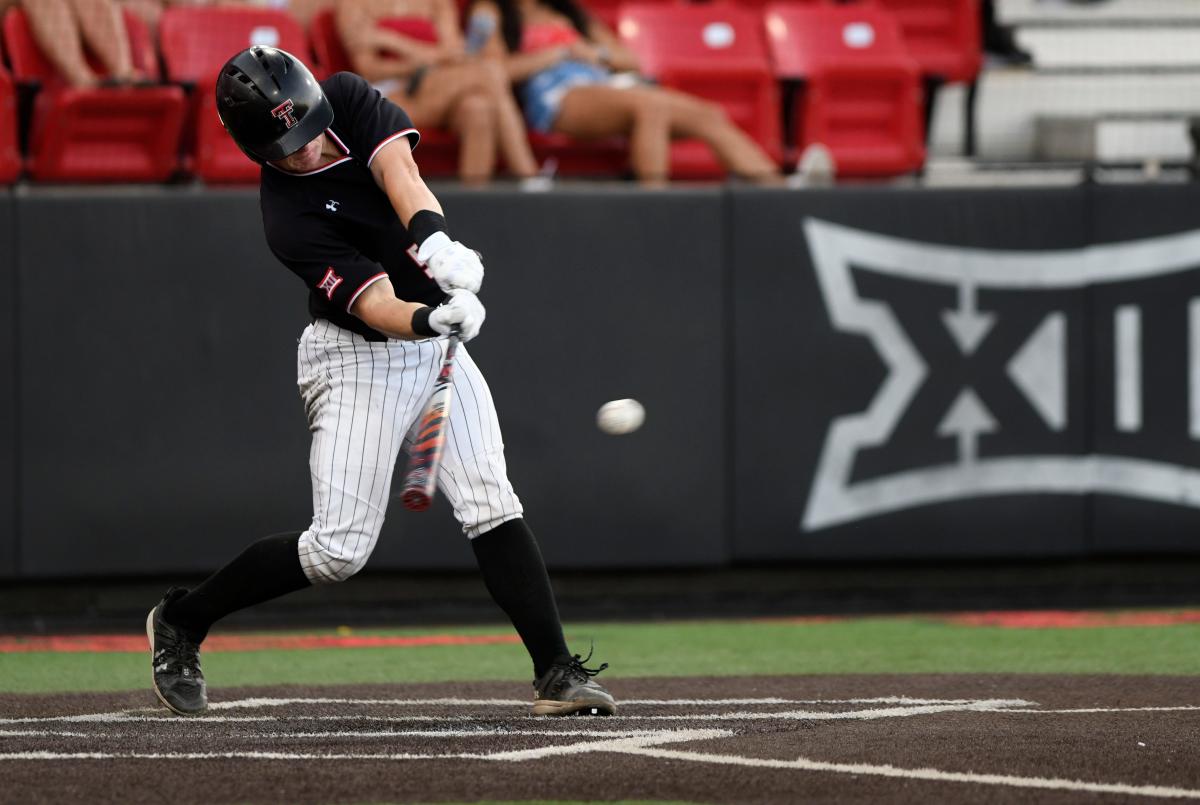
[401,489,432,512]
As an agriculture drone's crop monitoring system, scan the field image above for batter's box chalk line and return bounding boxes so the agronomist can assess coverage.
[4,696,1200,800]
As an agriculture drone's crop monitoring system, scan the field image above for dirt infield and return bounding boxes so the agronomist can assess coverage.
[2,674,1198,804]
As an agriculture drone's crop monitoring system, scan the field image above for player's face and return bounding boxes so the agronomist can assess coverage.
[273,134,326,173]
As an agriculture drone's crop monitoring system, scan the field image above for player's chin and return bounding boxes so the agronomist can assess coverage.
[279,142,321,172]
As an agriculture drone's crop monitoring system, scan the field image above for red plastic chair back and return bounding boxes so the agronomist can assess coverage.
[619,3,771,77]
[0,66,20,182]
[578,0,670,33]
[309,8,354,76]
[766,2,914,77]
[158,6,312,183]
[765,3,925,177]
[3,6,185,181]
[159,7,311,84]
[3,7,160,87]
[871,0,981,82]
[618,3,782,176]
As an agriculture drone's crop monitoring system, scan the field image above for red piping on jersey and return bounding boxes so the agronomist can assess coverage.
[368,128,420,166]
[346,272,389,312]
[327,128,351,155]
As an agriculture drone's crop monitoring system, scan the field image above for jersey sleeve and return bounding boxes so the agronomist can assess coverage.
[266,218,391,314]
[324,72,421,166]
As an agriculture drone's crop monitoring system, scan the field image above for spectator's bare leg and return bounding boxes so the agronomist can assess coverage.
[656,88,780,182]
[555,85,670,185]
[120,0,162,41]
[71,0,138,81]
[389,62,539,180]
[450,91,499,184]
[558,86,781,184]
[471,60,539,178]
[20,0,96,87]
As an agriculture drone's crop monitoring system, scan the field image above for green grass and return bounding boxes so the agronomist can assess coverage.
[2,616,1199,694]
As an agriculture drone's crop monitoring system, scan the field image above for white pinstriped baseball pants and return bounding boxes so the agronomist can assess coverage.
[294,319,523,584]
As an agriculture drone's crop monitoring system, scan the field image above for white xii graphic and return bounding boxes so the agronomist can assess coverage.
[803,218,1200,532]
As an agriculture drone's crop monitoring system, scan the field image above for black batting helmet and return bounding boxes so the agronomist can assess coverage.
[215,47,333,163]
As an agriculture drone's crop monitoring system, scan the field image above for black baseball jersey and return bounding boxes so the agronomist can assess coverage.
[261,72,444,341]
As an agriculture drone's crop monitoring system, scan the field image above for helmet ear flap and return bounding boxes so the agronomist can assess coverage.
[214,47,333,164]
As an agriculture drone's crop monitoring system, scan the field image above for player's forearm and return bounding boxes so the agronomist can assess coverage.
[353,297,430,341]
[382,161,443,230]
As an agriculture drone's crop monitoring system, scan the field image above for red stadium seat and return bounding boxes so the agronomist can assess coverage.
[308,7,353,76]
[0,66,20,182]
[578,0,671,34]
[160,7,309,83]
[618,3,782,179]
[160,6,312,184]
[2,7,185,182]
[765,3,925,177]
[871,0,981,83]
[528,132,627,177]
[308,8,457,178]
[728,0,824,9]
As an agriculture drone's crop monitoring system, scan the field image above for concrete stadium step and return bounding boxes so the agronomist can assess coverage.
[998,0,1200,26]
[1015,27,1200,70]
[1035,115,1194,163]
[929,68,1200,160]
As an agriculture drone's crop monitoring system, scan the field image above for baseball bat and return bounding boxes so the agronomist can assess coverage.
[399,329,460,512]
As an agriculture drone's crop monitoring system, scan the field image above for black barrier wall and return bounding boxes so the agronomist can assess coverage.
[6,183,1200,576]
[12,187,726,576]
[0,196,14,578]
[731,187,1092,560]
[1087,184,1200,555]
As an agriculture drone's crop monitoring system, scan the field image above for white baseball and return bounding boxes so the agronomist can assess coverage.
[596,398,645,435]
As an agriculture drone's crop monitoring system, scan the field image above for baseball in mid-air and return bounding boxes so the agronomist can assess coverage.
[596,398,645,435]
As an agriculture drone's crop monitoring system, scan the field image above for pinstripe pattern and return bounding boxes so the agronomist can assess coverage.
[295,320,522,584]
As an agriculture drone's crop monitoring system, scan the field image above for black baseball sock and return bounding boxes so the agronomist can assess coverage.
[164,531,311,642]
[471,518,572,679]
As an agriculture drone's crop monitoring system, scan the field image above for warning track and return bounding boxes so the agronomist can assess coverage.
[1,674,1197,804]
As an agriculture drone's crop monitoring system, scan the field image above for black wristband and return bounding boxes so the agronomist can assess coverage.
[408,210,449,247]
[411,305,437,337]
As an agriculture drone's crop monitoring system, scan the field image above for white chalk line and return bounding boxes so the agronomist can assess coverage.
[993,706,1200,715]
[0,730,99,738]
[6,700,1199,727]
[205,695,995,710]
[255,729,689,739]
[0,697,1037,725]
[0,728,679,741]
[4,695,1199,800]
[616,746,1200,801]
[0,728,731,763]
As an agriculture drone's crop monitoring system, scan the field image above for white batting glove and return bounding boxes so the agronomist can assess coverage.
[417,232,484,294]
[428,288,486,342]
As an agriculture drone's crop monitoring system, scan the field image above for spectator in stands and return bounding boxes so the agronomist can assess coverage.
[19,0,145,87]
[179,0,333,24]
[472,0,782,186]
[336,0,544,186]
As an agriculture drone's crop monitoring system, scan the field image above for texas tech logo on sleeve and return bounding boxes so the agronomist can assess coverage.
[316,268,343,300]
[271,99,297,129]
[802,218,1200,531]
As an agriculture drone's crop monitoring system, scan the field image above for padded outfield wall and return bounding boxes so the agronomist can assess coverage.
[1,183,1199,577]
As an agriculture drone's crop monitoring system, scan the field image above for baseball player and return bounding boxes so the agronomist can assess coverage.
[144,46,614,718]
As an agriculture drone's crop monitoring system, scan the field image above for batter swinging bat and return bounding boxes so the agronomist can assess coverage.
[400,329,461,511]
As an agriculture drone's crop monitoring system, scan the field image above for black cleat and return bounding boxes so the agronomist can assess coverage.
[145,588,207,716]
[531,650,616,716]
